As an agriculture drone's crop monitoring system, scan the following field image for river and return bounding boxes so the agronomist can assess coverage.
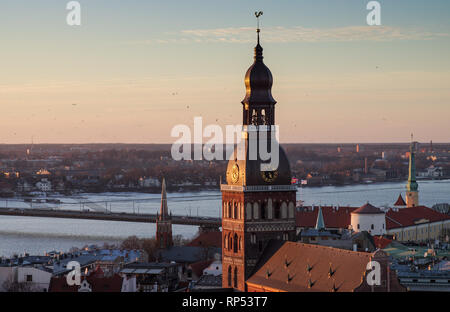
[0,180,449,257]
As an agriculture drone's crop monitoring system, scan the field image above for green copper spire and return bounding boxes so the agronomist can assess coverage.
[407,137,418,192]
[315,206,325,230]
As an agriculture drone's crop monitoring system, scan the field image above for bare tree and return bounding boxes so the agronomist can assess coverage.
[2,274,36,292]
[121,235,142,250]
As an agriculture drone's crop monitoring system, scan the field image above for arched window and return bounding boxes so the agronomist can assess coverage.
[228,202,232,219]
[234,267,238,288]
[233,233,238,253]
[246,203,252,220]
[267,199,273,219]
[371,224,374,230]
[261,202,266,220]
[234,203,238,220]
[228,266,232,287]
[229,235,233,251]
[261,109,267,125]
[288,202,295,219]
[281,202,288,219]
[253,203,260,219]
[274,202,280,219]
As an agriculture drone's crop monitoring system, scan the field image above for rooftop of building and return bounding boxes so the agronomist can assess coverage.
[247,241,395,292]
[352,203,384,215]
[186,231,222,248]
[386,206,450,229]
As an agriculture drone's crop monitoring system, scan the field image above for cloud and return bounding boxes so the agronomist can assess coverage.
[127,25,449,45]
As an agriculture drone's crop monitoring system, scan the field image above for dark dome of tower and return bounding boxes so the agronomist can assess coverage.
[242,43,277,106]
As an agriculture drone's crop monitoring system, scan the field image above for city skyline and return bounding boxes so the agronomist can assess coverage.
[1,0,450,144]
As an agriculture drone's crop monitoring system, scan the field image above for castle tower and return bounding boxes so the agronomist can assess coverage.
[156,178,173,249]
[221,13,297,291]
[406,137,419,208]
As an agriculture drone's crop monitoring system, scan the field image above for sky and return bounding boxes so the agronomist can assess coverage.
[0,0,449,144]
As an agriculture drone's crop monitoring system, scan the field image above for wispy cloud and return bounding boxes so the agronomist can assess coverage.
[126,26,449,45]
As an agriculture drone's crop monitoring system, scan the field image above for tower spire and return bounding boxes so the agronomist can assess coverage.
[255,11,263,45]
[406,136,419,207]
[315,206,325,230]
[156,177,173,249]
[160,177,168,219]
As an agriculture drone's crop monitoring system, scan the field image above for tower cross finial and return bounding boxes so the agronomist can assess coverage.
[255,11,263,44]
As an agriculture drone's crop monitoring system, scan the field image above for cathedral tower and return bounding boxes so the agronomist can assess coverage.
[406,137,419,207]
[156,178,173,249]
[221,13,297,291]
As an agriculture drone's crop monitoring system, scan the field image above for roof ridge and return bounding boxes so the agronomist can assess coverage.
[386,215,403,226]
[291,241,373,257]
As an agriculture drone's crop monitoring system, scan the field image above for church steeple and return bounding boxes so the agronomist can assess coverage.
[221,12,297,291]
[159,178,169,220]
[242,11,276,126]
[406,135,419,207]
[156,178,173,249]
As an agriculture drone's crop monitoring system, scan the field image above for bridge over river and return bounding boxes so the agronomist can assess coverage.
[0,207,222,228]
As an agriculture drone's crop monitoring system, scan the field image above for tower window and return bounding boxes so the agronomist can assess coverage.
[371,224,374,230]
[234,267,238,288]
[357,224,360,229]
[251,233,256,244]
[261,203,266,220]
[246,203,252,220]
[274,203,280,219]
[224,235,228,249]
[253,203,259,219]
[233,234,238,253]
[228,266,232,287]
[281,202,288,219]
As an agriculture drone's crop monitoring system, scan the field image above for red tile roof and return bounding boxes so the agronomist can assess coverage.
[189,259,214,278]
[49,274,123,292]
[386,206,450,230]
[297,205,449,231]
[296,206,356,229]
[247,241,402,292]
[187,231,222,248]
[394,194,406,207]
[373,236,392,249]
[352,203,384,215]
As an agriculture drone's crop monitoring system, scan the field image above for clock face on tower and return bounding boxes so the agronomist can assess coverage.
[231,164,240,183]
[261,170,278,183]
